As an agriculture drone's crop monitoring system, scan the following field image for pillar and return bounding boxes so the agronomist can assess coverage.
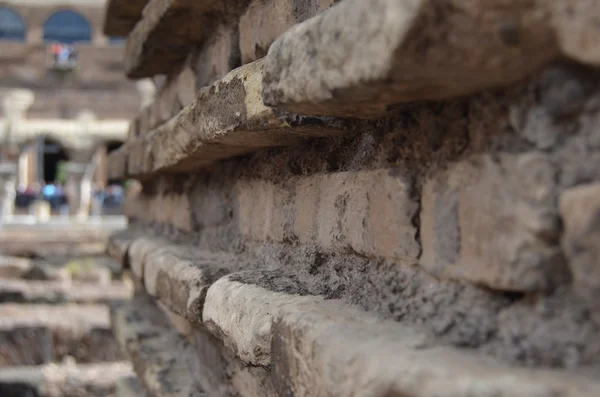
[0,163,17,221]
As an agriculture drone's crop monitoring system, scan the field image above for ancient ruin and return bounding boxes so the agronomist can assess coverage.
[3,0,600,396]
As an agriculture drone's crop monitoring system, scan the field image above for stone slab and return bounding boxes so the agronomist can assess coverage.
[112,60,346,179]
[103,0,150,36]
[0,361,133,397]
[116,376,147,397]
[203,275,600,396]
[0,256,32,279]
[0,280,133,304]
[0,304,120,366]
[262,0,560,118]
[110,295,206,397]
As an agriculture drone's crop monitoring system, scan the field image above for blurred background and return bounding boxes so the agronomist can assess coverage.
[0,0,153,224]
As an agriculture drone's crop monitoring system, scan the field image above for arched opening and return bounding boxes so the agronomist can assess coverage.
[43,10,91,43]
[0,7,26,41]
[40,136,69,183]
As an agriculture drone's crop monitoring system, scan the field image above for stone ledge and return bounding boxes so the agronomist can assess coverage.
[0,256,33,279]
[110,60,346,179]
[123,236,236,322]
[203,276,600,397]
[110,296,206,397]
[261,0,593,118]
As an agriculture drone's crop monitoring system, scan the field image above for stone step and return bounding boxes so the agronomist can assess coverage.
[0,256,33,279]
[109,59,346,179]
[0,279,133,304]
[261,0,598,118]
[202,275,600,397]
[0,304,121,366]
[0,361,133,397]
[110,296,206,397]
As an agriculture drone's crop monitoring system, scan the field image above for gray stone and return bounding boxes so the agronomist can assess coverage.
[560,182,600,307]
[262,0,559,118]
[420,152,569,292]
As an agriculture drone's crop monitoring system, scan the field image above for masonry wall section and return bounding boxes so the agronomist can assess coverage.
[104,0,600,396]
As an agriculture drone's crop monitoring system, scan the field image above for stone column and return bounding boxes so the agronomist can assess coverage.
[0,163,17,222]
[1,90,35,162]
[64,162,87,218]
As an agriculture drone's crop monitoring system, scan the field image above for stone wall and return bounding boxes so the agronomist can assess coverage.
[105,0,600,396]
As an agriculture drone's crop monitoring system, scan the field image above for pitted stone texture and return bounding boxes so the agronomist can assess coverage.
[111,295,206,397]
[271,296,600,397]
[0,361,134,397]
[560,182,600,307]
[239,0,335,64]
[113,60,346,179]
[420,152,569,292]
[104,0,149,36]
[236,168,420,263]
[262,0,559,118]
[203,275,323,366]
[116,376,147,397]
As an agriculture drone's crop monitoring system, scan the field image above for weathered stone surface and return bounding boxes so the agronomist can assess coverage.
[191,23,240,89]
[239,0,335,64]
[0,304,120,366]
[103,0,150,36]
[420,152,569,292]
[106,227,144,266]
[560,182,600,306]
[262,0,559,118]
[203,275,600,396]
[111,295,205,397]
[0,280,133,304]
[0,361,133,397]
[271,294,600,397]
[124,236,233,321]
[236,169,420,262]
[111,60,346,179]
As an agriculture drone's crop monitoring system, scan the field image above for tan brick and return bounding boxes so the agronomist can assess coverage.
[560,182,600,307]
[239,0,335,64]
[420,153,569,292]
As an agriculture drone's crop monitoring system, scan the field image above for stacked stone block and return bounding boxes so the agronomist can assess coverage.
[104,0,600,396]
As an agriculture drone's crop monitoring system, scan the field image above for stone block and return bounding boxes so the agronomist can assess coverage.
[0,256,32,279]
[420,153,569,292]
[238,0,335,64]
[262,0,559,118]
[119,60,345,178]
[560,182,600,305]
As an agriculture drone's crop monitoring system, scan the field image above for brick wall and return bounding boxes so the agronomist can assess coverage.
[105,0,600,396]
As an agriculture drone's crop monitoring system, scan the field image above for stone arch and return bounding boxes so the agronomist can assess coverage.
[0,5,26,41]
[43,9,92,43]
